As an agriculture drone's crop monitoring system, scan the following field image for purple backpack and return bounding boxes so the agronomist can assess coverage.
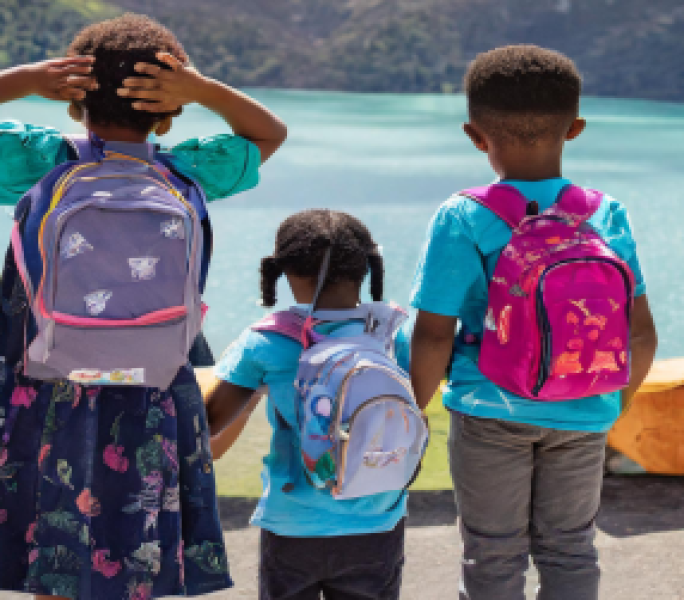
[463,183,635,401]
[6,135,207,390]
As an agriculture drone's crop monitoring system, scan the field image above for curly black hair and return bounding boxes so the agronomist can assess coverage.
[260,209,384,308]
[67,13,189,133]
[464,45,582,145]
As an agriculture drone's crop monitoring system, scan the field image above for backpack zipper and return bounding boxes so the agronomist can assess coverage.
[532,257,633,396]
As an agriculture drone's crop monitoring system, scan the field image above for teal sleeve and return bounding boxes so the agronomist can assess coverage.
[167,134,261,202]
[213,328,266,390]
[591,196,646,298]
[0,120,70,206]
[409,200,486,317]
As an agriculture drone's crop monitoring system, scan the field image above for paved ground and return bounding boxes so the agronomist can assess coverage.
[2,477,682,600]
[214,477,684,599]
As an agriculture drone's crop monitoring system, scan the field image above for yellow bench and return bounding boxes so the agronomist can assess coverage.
[608,358,684,475]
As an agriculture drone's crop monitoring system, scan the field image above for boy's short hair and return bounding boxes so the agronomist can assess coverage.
[464,45,582,145]
[67,13,189,133]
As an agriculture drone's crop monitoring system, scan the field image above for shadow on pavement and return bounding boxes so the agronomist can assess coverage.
[598,475,684,537]
[218,476,684,534]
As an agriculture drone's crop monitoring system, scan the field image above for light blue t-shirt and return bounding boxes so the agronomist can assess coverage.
[410,178,646,432]
[215,309,408,537]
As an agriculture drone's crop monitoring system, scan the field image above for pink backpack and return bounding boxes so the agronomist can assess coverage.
[463,183,635,401]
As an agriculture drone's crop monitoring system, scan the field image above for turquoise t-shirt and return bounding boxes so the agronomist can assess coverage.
[214,309,409,537]
[0,120,261,205]
[410,178,646,432]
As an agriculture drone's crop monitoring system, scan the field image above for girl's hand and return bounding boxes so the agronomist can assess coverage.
[118,52,202,112]
[0,57,97,104]
[119,51,287,164]
[27,57,97,101]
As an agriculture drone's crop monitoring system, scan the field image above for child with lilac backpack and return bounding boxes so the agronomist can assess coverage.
[409,45,657,600]
[204,210,408,600]
[0,13,286,600]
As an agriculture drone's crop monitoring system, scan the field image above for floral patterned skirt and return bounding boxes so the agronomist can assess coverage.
[0,365,232,599]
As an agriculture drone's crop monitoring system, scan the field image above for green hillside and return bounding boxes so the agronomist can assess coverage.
[0,0,118,66]
[1,0,683,101]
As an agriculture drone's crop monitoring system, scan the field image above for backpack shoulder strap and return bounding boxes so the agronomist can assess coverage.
[460,184,529,229]
[63,134,97,162]
[154,150,213,294]
[252,310,308,344]
[548,185,603,226]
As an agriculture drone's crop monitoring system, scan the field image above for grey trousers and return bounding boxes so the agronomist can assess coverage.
[448,412,606,600]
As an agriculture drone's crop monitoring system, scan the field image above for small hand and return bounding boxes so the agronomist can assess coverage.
[27,56,98,102]
[118,52,201,112]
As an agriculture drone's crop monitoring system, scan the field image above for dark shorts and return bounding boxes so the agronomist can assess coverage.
[259,519,405,600]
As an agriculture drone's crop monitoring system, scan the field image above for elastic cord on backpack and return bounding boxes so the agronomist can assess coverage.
[310,247,332,313]
[301,247,332,349]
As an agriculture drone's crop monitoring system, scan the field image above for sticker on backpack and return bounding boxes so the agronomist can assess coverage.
[160,218,185,240]
[61,232,94,259]
[129,257,160,281]
[69,368,145,385]
[84,290,112,316]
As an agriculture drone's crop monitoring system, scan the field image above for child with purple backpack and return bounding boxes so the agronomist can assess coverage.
[0,13,285,600]
[409,45,657,599]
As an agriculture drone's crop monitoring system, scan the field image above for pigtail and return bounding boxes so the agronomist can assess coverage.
[260,256,283,307]
[368,249,384,301]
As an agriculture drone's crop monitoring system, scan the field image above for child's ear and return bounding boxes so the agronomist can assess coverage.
[566,117,586,141]
[68,102,84,124]
[154,115,174,137]
[463,122,488,153]
[154,107,182,137]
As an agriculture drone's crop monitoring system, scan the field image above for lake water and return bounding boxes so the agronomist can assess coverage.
[2,92,683,358]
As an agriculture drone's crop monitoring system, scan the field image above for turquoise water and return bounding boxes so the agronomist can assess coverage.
[2,93,683,358]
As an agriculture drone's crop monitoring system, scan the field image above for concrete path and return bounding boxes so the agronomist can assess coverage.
[213,478,684,599]
[2,477,683,599]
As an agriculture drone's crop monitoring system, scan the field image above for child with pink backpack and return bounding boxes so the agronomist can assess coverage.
[409,45,657,600]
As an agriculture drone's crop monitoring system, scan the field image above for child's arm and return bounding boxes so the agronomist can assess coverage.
[204,379,264,460]
[0,57,96,104]
[119,52,287,163]
[622,295,657,410]
[410,310,458,410]
[200,365,261,456]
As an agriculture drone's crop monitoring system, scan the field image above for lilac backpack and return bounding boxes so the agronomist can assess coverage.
[253,251,428,499]
[7,135,206,390]
[463,183,635,401]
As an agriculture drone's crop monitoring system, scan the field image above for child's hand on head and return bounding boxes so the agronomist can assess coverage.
[118,52,201,113]
[22,56,98,102]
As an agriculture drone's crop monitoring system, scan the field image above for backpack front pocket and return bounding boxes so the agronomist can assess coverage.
[335,395,426,500]
[534,258,632,399]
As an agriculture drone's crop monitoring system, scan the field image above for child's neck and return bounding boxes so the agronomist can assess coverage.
[313,287,360,310]
[290,278,361,311]
[495,142,564,182]
[87,123,150,144]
